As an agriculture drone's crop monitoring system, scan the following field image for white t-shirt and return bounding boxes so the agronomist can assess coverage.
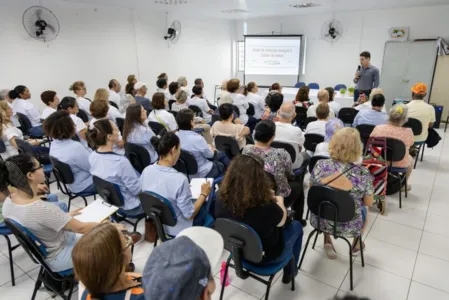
[305,120,327,136]
[1,124,22,159]
[76,97,92,115]
[107,105,123,123]
[108,90,122,110]
[231,93,249,125]
[275,122,305,169]
[328,101,341,116]
[12,98,42,127]
[355,101,387,113]
[41,106,57,119]
[147,109,178,131]
[307,104,336,119]
[189,97,212,123]
[70,114,88,147]
[246,92,265,119]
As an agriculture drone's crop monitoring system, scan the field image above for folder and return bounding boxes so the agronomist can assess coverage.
[74,199,119,223]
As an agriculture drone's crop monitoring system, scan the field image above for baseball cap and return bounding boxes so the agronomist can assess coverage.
[411,83,427,95]
[143,227,224,300]
[134,81,148,90]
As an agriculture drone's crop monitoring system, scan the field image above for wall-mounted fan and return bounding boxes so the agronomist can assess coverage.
[321,19,343,42]
[164,20,182,44]
[23,6,60,43]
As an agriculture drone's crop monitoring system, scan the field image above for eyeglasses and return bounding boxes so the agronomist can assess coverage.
[30,164,43,173]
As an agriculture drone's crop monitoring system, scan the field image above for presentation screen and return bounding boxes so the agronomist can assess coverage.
[244,35,302,87]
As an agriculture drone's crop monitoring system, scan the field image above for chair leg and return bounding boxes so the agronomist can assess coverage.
[298,229,317,270]
[67,198,72,212]
[420,144,425,162]
[66,280,75,300]
[359,235,365,267]
[342,238,354,291]
[312,231,319,249]
[264,275,275,300]
[399,180,402,209]
[413,145,421,169]
[4,235,15,286]
[31,267,44,300]
[290,256,295,291]
[305,209,310,220]
[219,257,232,300]
[404,174,408,198]
[82,197,88,207]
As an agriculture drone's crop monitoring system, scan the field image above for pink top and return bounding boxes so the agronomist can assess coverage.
[370,124,414,168]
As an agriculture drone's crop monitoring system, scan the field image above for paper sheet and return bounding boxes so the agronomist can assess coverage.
[74,199,119,223]
[190,178,213,200]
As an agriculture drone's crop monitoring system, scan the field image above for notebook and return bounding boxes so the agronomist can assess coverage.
[190,178,213,200]
[74,199,119,223]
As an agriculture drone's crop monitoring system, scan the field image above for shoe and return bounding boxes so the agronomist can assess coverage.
[125,262,135,272]
[401,184,412,192]
[324,243,337,259]
[352,241,366,256]
[282,268,298,284]
[128,232,143,245]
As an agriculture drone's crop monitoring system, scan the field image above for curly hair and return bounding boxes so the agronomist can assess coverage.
[329,128,362,163]
[219,154,274,217]
[43,110,75,140]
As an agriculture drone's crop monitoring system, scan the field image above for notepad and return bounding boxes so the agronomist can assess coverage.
[190,178,213,200]
[74,199,119,223]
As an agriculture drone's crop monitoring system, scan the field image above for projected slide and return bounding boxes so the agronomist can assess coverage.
[245,38,301,76]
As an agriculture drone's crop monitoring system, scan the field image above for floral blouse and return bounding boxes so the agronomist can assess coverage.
[261,109,280,122]
[242,145,293,197]
[310,159,374,238]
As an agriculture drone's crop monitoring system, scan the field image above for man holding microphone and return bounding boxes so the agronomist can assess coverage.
[353,51,380,102]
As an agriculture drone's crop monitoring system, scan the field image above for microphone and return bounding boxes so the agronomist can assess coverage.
[357,65,361,72]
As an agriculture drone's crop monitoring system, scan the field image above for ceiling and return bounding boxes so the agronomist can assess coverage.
[63,0,449,19]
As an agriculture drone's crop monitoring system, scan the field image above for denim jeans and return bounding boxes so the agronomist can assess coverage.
[29,125,45,137]
[45,231,81,272]
[206,151,230,179]
[78,182,97,195]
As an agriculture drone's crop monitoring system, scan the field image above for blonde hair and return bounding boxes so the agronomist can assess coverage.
[329,128,362,163]
[93,88,109,101]
[0,101,12,126]
[218,91,233,106]
[177,76,187,87]
[69,81,85,92]
[176,90,189,103]
[389,104,408,126]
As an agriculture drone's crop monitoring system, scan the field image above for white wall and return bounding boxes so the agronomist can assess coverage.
[236,5,449,89]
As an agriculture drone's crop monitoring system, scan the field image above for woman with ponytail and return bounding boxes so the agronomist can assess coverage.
[244,82,265,119]
[58,96,89,146]
[9,85,44,137]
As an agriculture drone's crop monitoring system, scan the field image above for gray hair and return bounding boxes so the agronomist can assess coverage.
[218,91,233,106]
[0,89,9,101]
[278,103,295,120]
[177,76,187,87]
[389,104,408,126]
[176,90,189,103]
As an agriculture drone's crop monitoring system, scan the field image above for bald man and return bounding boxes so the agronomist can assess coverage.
[275,102,308,169]
[306,89,336,118]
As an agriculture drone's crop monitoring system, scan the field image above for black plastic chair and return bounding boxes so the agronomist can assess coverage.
[49,156,96,211]
[0,140,6,161]
[271,141,296,163]
[294,106,308,129]
[305,155,328,220]
[76,109,89,123]
[16,112,43,138]
[356,124,376,151]
[173,150,198,182]
[168,100,176,110]
[233,105,241,117]
[124,143,152,174]
[304,134,324,153]
[403,117,425,169]
[338,108,359,125]
[5,218,76,300]
[189,105,204,118]
[304,117,317,128]
[0,225,20,286]
[116,118,125,135]
[211,114,221,125]
[139,191,177,246]
[215,136,240,160]
[148,121,166,135]
[169,110,177,118]
[299,185,364,291]
[247,103,255,116]
[215,218,295,300]
[384,138,408,208]
[109,101,119,109]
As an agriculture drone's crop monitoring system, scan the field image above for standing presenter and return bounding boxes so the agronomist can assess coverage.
[353,51,380,102]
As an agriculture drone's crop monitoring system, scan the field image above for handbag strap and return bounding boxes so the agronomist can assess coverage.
[153,111,170,129]
[320,164,356,187]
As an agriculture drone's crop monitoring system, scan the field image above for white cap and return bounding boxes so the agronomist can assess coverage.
[134,82,148,90]
[177,227,224,270]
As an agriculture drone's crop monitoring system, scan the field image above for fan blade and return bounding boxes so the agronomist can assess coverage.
[36,9,42,21]
[324,34,330,37]
[329,21,332,30]
[46,23,55,33]
[334,30,340,36]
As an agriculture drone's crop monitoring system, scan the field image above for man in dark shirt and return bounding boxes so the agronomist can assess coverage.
[134,82,152,113]
[353,51,380,102]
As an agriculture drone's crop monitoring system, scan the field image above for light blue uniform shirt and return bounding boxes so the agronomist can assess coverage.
[49,139,93,194]
[140,164,194,236]
[89,151,141,211]
[352,109,389,128]
[126,124,159,163]
[177,130,214,178]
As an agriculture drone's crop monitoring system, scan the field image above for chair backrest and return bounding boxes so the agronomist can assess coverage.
[109,101,119,109]
[304,134,324,152]
[215,135,240,159]
[139,191,177,227]
[294,106,308,128]
[385,138,406,163]
[334,84,347,91]
[169,110,177,118]
[247,103,255,116]
[307,185,356,236]
[271,141,296,163]
[77,109,89,123]
[16,113,32,135]
[308,155,328,173]
[215,218,264,264]
[211,114,221,125]
[356,124,376,147]
[168,100,176,110]
[304,117,317,128]
[403,117,423,136]
[15,138,36,157]
[148,121,166,135]
[173,150,198,178]
[124,143,151,174]
[49,156,75,184]
[308,83,320,90]
[294,82,306,88]
[232,105,240,117]
[116,118,125,135]
[189,105,203,118]
[92,176,125,207]
[338,108,359,124]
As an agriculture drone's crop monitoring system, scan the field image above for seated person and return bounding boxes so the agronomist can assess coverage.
[70,81,92,116]
[123,104,158,164]
[89,99,125,155]
[270,82,283,94]
[407,83,436,143]
[228,79,254,127]
[58,96,89,147]
[352,94,388,127]
[73,223,145,300]
[156,78,171,102]
[87,119,144,217]
[275,102,307,169]
[190,86,213,124]
[325,87,341,116]
[294,86,312,108]
[215,154,303,284]
[370,104,414,191]
[170,83,186,112]
[0,101,49,161]
[353,88,387,113]
[147,92,178,131]
[9,85,44,137]
[0,154,104,272]
[215,92,242,125]
[44,111,96,195]
[307,90,336,119]
[261,92,283,122]
[140,133,212,236]
[176,109,230,179]
[310,128,373,258]
[243,120,305,223]
[168,81,180,103]
[93,88,123,122]
[244,82,265,120]
[40,91,59,119]
[134,82,152,113]
[305,102,330,136]
[314,118,344,158]
[210,103,250,150]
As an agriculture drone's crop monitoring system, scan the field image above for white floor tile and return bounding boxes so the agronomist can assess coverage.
[368,219,422,251]
[413,253,449,294]
[212,283,258,300]
[0,253,24,287]
[0,272,48,300]
[377,203,427,230]
[424,213,449,237]
[408,281,449,300]
[419,231,449,262]
[427,196,449,217]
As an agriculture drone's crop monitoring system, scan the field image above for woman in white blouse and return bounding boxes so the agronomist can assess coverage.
[58,97,89,147]
[147,93,177,132]
[9,85,44,137]
[243,82,265,120]
[227,79,258,131]
[69,81,91,116]
[93,88,123,122]
[40,91,59,119]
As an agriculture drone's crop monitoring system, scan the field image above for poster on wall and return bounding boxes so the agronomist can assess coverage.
[388,27,409,42]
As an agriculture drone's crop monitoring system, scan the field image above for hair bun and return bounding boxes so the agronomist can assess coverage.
[8,90,18,100]
[150,136,161,152]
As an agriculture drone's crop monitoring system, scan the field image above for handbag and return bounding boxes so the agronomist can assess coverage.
[426,127,441,148]
[144,219,157,243]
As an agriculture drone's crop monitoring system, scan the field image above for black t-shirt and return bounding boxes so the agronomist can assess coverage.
[215,195,285,260]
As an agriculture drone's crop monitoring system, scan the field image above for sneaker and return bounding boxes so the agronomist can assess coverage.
[401,184,412,192]
[324,243,337,259]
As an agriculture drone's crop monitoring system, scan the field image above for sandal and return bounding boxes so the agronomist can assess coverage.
[352,241,366,256]
[324,243,337,259]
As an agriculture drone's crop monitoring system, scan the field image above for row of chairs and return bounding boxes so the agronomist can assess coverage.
[294,82,347,91]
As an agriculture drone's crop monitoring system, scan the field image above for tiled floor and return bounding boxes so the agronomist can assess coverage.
[1,128,448,300]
